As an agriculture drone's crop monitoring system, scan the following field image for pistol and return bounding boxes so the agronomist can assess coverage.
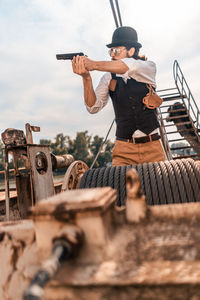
[56,52,85,60]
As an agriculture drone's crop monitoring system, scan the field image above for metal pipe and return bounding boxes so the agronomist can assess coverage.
[109,0,119,27]
[51,154,74,170]
[23,240,73,300]
[0,167,26,175]
[90,119,115,169]
[23,227,84,300]
[115,0,123,26]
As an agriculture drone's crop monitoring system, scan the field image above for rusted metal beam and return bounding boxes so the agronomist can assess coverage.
[25,123,40,144]
[0,167,26,175]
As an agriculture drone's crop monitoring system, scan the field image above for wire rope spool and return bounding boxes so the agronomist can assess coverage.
[79,159,200,206]
[148,162,160,205]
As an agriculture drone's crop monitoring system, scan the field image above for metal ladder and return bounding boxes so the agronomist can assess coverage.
[157,60,200,160]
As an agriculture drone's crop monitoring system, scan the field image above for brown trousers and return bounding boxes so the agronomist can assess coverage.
[112,139,166,166]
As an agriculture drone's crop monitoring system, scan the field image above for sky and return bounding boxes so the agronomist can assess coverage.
[0,0,200,143]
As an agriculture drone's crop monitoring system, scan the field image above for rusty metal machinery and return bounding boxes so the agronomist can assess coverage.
[2,168,200,300]
[80,158,200,205]
[1,124,75,220]
[61,160,88,191]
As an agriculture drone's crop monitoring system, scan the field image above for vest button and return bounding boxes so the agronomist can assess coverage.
[132,106,135,110]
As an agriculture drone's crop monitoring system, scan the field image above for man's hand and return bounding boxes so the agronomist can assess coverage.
[84,57,95,71]
[72,55,90,78]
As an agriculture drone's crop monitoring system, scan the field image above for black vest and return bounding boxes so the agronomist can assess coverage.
[109,76,160,139]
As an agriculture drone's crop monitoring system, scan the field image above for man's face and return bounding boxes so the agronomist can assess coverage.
[108,46,135,60]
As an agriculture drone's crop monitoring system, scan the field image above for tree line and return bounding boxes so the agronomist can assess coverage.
[40,131,114,169]
[0,131,114,179]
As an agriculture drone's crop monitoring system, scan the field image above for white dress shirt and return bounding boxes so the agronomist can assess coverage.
[85,57,158,137]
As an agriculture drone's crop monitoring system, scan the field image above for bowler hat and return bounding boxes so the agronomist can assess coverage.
[106,26,142,49]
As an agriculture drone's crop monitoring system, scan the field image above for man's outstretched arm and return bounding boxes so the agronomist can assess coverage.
[72,55,96,107]
[84,57,128,74]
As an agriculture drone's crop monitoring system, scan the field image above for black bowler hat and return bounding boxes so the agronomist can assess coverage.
[106,26,142,49]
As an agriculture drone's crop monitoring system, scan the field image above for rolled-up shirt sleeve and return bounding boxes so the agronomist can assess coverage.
[86,72,111,114]
[119,58,156,88]
[85,58,157,114]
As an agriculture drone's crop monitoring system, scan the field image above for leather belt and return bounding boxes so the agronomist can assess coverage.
[116,133,160,144]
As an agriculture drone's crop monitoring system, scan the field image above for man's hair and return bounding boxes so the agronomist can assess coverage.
[126,46,146,61]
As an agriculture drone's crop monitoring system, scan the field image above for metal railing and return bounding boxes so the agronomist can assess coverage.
[158,107,172,160]
[157,60,200,160]
[173,60,200,140]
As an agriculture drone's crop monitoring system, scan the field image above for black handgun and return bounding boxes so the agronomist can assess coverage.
[56,52,85,60]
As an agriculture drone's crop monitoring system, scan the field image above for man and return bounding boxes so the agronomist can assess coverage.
[72,26,166,166]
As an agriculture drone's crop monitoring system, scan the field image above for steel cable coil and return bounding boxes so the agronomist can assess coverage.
[159,161,174,204]
[182,160,199,201]
[90,168,100,188]
[176,159,194,202]
[143,163,153,205]
[96,167,106,187]
[170,159,187,203]
[148,162,160,205]
[80,159,200,206]
[135,163,146,199]
[164,160,180,204]
[119,166,127,206]
[108,165,116,188]
[150,162,165,204]
[84,168,96,188]
[114,166,121,206]
[103,166,112,186]
[187,160,200,190]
